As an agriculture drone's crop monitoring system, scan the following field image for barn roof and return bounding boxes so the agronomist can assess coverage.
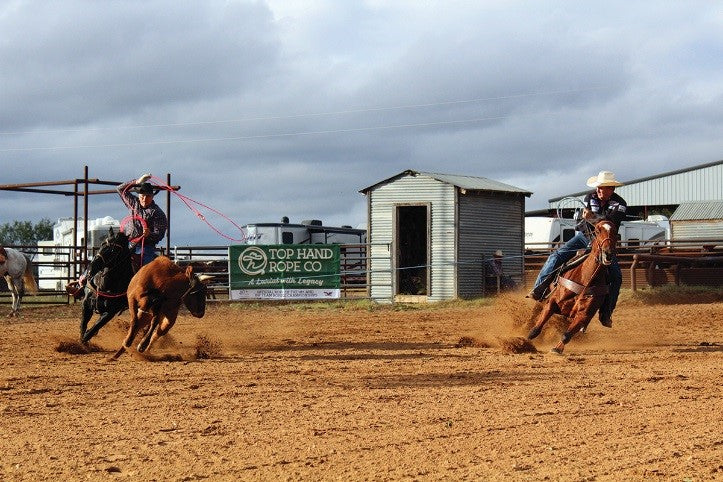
[548,159,723,203]
[359,169,532,196]
[670,200,723,221]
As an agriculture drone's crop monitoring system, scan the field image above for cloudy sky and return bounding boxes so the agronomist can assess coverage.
[1,1,721,245]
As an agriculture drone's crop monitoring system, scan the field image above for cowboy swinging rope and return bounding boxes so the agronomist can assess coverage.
[121,175,248,245]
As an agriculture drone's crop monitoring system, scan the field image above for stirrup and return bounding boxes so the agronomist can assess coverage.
[526,289,542,301]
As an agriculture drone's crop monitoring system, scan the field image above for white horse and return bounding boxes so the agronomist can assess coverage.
[0,247,38,317]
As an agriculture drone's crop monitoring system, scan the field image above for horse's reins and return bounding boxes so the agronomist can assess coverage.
[557,222,615,298]
[88,241,133,299]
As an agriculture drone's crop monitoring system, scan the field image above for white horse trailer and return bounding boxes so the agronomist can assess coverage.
[37,217,120,290]
[241,219,366,246]
[525,216,667,251]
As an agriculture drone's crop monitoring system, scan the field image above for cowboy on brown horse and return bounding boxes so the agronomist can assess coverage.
[528,219,619,353]
[528,170,627,327]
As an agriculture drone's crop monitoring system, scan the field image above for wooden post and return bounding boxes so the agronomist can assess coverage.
[630,254,639,292]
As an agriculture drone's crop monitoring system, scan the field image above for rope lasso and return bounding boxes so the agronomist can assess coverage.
[143,175,248,242]
[119,181,151,268]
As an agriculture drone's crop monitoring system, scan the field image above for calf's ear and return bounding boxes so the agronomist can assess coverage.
[185,265,194,278]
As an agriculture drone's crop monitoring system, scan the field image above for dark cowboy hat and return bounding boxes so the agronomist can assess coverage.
[136,182,156,195]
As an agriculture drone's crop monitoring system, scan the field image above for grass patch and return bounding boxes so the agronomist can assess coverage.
[225,297,496,313]
[620,285,723,306]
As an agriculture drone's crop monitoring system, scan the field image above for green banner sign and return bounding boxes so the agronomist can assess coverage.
[229,244,341,300]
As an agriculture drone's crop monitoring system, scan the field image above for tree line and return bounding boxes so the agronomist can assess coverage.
[0,219,54,246]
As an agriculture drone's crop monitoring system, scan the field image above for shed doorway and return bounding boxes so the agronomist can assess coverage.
[395,205,429,297]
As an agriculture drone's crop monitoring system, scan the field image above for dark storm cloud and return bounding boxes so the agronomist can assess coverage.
[0,1,721,245]
[0,1,279,129]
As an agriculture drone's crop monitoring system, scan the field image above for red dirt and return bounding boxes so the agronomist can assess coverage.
[1,294,721,480]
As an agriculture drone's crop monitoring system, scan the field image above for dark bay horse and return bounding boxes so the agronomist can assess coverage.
[79,230,134,343]
[527,219,618,354]
[0,246,38,317]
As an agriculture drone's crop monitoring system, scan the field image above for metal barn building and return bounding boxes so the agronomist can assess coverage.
[670,201,723,244]
[360,170,531,302]
[547,159,723,219]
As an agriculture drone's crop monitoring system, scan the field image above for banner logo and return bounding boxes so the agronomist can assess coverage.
[238,246,267,275]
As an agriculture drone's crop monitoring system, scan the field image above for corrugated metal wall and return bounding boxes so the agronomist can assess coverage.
[620,164,723,205]
[367,174,456,302]
[458,191,525,298]
[671,220,723,241]
[549,162,723,208]
[671,201,723,221]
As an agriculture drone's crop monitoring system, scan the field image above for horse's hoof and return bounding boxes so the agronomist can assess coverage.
[528,326,542,340]
[550,347,563,355]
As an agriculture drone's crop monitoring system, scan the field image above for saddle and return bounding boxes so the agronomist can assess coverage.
[535,251,593,301]
[88,268,127,313]
[556,276,609,296]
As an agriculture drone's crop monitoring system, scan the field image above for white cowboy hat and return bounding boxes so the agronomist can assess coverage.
[493,250,504,258]
[586,171,623,188]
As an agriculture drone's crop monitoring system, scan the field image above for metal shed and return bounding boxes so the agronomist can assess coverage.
[670,200,723,243]
[359,170,531,302]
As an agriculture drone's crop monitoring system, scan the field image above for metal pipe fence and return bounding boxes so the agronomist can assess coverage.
[1,238,720,307]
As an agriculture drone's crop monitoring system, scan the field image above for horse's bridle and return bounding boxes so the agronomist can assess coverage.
[88,237,132,299]
[591,220,616,265]
[96,239,131,271]
[556,220,615,298]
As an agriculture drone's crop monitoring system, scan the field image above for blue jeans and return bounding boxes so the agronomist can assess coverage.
[131,245,158,271]
[534,231,621,319]
[135,245,157,265]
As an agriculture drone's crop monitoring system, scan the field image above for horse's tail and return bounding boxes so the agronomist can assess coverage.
[23,256,38,294]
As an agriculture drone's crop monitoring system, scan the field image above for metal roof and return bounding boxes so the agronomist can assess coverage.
[360,169,532,196]
[549,159,723,203]
[670,201,723,221]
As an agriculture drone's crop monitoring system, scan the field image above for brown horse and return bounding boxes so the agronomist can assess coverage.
[527,219,618,354]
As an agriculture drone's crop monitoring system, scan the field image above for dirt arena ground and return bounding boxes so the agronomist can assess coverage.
[1,291,721,481]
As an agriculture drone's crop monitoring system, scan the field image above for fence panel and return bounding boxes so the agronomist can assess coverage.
[523,239,722,290]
